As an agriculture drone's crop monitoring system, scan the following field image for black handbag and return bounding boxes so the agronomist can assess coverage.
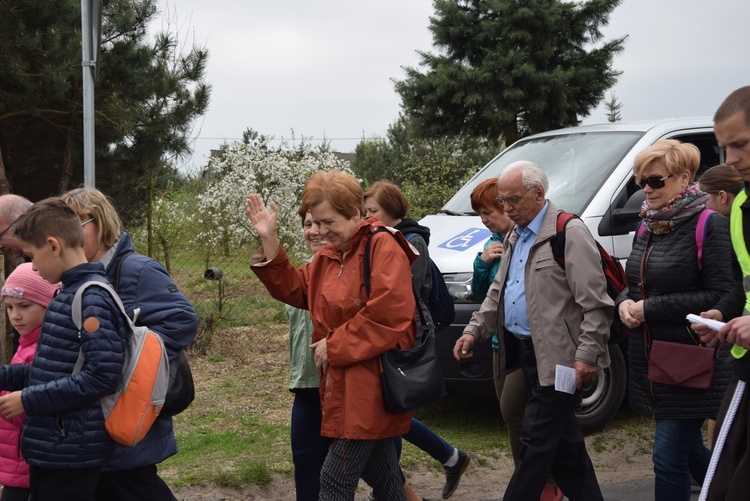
[379,330,446,413]
[365,228,448,414]
[161,350,196,418]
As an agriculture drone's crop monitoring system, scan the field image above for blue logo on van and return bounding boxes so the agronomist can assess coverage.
[438,228,492,251]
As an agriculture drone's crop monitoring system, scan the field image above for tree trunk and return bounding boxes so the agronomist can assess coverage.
[0,143,9,363]
[58,124,75,194]
[0,143,10,196]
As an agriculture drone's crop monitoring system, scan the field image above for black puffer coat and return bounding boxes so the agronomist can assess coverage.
[616,211,743,419]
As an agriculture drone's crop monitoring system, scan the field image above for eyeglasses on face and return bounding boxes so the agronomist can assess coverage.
[81,218,94,227]
[0,218,18,241]
[495,186,535,207]
[638,174,672,190]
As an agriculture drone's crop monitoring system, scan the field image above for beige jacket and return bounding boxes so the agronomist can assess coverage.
[463,201,612,386]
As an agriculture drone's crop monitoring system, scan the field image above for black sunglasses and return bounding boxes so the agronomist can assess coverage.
[638,174,672,190]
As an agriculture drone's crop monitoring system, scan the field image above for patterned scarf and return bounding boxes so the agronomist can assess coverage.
[639,182,708,234]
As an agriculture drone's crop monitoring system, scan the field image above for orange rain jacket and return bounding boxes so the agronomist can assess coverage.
[251,218,417,440]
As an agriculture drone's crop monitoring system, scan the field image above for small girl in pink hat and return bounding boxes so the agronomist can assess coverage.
[0,263,59,501]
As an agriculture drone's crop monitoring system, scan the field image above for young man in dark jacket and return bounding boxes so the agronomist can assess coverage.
[0,198,128,501]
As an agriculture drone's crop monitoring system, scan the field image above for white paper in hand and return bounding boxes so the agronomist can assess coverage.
[555,364,576,394]
[686,314,725,332]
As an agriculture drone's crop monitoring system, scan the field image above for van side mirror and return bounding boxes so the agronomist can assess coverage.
[612,189,646,222]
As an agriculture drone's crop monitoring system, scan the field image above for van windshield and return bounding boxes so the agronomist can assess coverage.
[443,131,644,215]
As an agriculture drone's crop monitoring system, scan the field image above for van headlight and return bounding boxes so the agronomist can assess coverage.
[442,272,478,304]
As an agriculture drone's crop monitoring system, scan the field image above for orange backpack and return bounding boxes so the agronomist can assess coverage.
[72,281,169,446]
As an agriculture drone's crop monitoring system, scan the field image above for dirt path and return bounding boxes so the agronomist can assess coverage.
[172,425,655,500]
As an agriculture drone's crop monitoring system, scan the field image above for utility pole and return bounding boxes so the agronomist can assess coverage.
[81,0,102,187]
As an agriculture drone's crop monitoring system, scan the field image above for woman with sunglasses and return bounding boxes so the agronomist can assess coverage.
[615,140,743,501]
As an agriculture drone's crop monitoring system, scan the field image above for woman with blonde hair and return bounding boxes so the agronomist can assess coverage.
[616,140,742,501]
[61,187,198,501]
[247,169,416,500]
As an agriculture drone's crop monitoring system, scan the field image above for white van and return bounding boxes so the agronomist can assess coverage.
[422,117,722,433]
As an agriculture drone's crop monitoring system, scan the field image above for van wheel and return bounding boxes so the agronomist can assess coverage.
[575,344,627,434]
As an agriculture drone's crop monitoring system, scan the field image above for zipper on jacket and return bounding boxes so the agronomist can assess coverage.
[57,415,65,437]
[337,263,344,278]
[640,240,657,414]
[638,242,655,293]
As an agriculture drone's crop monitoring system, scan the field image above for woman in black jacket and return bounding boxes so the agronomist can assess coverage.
[616,140,743,501]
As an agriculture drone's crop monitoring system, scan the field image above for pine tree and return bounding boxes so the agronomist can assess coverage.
[395,0,627,145]
[605,91,623,122]
[0,0,209,215]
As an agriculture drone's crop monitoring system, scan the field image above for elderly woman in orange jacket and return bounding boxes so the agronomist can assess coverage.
[247,169,416,501]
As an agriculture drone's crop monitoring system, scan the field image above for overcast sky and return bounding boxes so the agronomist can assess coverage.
[168,0,750,174]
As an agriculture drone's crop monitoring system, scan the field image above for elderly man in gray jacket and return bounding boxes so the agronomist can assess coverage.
[454,161,612,501]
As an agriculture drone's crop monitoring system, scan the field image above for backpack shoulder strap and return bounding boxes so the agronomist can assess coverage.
[72,280,135,373]
[113,251,136,293]
[363,227,390,298]
[551,211,577,268]
[363,227,428,327]
[635,220,646,241]
[695,209,716,271]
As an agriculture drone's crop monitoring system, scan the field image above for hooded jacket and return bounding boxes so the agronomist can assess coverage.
[395,217,434,332]
[251,218,416,439]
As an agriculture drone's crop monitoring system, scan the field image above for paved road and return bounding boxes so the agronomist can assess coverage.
[599,477,701,500]
[473,478,702,501]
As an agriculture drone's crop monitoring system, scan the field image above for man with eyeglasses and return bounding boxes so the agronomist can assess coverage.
[0,194,32,258]
[695,86,750,501]
[0,194,33,355]
[454,161,612,501]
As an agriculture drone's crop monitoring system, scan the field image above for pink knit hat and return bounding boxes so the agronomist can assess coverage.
[1,263,60,308]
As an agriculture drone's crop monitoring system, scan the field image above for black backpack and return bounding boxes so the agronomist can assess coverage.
[404,233,455,333]
[550,212,628,345]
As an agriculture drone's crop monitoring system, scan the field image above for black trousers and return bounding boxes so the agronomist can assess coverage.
[0,486,30,501]
[503,340,603,501]
[95,464,176,501]
[30,466,100,501]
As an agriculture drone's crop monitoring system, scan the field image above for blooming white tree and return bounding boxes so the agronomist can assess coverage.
[194,137,355,259]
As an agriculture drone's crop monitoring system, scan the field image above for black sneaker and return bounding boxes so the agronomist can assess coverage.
[442,449,470,499]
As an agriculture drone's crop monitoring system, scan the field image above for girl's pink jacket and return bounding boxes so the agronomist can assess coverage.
[0,327,40,488]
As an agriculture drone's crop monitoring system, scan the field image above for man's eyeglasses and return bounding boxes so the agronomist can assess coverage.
[0,218,18,241]
[495,186,535,207]
[638,174,672,190]
[81,218,94,227]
